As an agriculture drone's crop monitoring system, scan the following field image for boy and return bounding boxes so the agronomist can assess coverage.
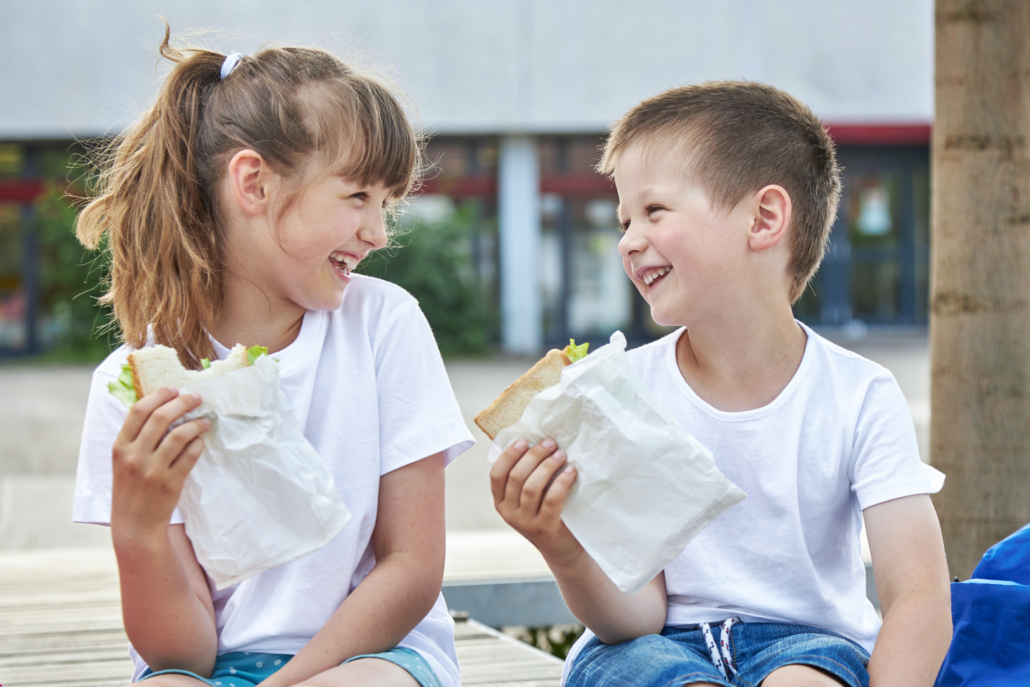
[489,82,951,687]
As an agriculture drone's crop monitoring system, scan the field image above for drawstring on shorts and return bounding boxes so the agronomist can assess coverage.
[699,618,739,680]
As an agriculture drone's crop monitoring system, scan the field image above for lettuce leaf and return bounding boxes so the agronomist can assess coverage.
[108,364,138,409]
[200,358,211,369]
[565,339,589,363]
[247,345,269,366]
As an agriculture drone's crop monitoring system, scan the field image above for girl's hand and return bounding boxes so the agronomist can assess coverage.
[111,387,210,543]
[489,438,579,561]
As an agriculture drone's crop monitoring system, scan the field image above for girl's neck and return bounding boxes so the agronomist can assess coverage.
[208,274,307,355]
[675,302,806,413]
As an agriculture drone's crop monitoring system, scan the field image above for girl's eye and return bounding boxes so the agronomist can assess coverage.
[350,192,369,201]
[646,205,665,216]
[619,219,630,234]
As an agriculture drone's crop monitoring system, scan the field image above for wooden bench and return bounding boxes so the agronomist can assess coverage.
[0,545,564,687]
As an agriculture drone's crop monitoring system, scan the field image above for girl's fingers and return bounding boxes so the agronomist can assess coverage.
[489,439,529,505]
[118,387,180,444]
[518,450,568,514]
[156,418,210,470]
[503,439,559,505]
[537,465,577,523]
[169,435,206,479]
[136,393,204,452]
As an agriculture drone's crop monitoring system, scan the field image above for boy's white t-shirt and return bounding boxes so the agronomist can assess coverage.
[564,323,943,680]
[73,276,474,687]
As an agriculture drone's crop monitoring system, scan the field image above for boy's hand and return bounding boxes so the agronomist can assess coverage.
[489,438,579,560]
[111,387,210,543]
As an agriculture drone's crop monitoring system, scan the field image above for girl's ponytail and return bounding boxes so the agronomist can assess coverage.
[78,26,225,368]
[78,25,421,369]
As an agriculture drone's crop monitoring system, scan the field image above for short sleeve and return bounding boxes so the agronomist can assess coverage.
[73,360,185,526]
[849,370,945,510]
[373,304,475,475]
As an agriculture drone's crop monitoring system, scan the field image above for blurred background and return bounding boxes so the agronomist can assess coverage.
[0,0,932,550]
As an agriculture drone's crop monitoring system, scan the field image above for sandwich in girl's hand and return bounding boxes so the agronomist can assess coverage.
[108,343,268,408]
[107,343,350,590]
[475,339,589,440]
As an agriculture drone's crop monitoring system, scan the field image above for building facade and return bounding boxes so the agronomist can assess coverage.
[0,0,934,355]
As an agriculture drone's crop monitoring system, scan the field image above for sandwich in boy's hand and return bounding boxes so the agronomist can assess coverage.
[474,339,589,440]
[108,343,268,408]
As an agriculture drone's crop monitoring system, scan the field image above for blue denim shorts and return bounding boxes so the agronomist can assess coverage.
[566,621,871,687]
[138,647,441,687]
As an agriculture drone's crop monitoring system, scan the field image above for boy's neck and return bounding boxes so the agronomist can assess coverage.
[675,305,807,413]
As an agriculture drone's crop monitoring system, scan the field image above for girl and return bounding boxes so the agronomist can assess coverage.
[72,28,473,687]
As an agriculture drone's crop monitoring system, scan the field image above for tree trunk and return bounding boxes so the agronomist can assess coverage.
[931,0,1030,579]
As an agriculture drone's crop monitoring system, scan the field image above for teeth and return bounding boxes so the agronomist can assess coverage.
[330,252,357,275]
[642,267,671,285]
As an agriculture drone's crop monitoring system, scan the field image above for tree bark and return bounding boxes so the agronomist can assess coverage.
[931,0,1030,579]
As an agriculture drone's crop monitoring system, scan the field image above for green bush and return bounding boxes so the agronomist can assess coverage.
[32,181,116,362]
[28,177,498,361]
[359,201,498,357]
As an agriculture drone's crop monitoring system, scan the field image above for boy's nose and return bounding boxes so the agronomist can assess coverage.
[617,225,646,257]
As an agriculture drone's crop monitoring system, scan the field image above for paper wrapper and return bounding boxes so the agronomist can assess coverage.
[488,331,746,594]
[178,355,350,589]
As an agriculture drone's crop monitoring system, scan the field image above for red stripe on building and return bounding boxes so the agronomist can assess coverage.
[0,180,42,203]
[824,124,932,146]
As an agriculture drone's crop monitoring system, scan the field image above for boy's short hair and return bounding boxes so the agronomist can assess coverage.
[598,81,842,303]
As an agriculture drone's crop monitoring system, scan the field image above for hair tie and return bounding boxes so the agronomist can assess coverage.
[220,52,243,80]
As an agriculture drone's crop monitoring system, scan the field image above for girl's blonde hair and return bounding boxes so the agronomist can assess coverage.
[77,25,422,368]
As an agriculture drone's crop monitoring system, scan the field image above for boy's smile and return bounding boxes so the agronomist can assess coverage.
[614,141,749,328]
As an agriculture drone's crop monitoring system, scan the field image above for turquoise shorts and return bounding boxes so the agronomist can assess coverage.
[138,647,442,687]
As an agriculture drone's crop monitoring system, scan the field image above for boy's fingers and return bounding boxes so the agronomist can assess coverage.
[489,439,529,505]
[136,394,204,452]
[504,439,559,503]
[118,387,179,444]
[538,465,577,522]
[519,450,568,514]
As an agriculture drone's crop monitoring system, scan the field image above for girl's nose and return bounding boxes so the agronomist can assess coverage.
[360,210,389,250]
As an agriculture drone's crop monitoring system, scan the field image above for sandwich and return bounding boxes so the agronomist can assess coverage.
[474,340,589,440]
[108,344,268,408]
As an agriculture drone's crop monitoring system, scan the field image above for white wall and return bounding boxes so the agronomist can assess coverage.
[2,0,932,139]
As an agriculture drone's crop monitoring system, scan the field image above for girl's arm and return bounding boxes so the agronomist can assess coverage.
[258,453,446,687]
[863,494,952,687]
[111,388,218,675]
[490,439,668,644]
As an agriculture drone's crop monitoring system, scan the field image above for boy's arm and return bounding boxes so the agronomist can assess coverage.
[863,494,952,687]
[490,439,668,644]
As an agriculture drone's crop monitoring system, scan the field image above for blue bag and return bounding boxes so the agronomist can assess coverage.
[934,524,1030,686]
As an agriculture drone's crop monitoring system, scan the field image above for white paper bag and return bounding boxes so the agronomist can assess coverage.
[179,355,350,589]
[489,331,746,594]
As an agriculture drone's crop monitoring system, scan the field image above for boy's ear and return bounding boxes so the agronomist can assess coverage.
[226,149,274,216]
[748,185,792,252]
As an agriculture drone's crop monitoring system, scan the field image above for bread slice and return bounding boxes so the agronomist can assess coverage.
[474,349,571,440]
[128,344,250,399]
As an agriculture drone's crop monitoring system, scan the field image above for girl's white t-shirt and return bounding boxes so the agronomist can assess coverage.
[73,275,475,686]
[563,323,943,683]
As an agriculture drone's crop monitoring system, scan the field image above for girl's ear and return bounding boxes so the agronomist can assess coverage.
[227,149,274,216]
[748,185,792,252]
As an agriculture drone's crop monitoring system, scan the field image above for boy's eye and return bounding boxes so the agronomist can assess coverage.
[350,192,369,201]
[646,205,665,216]
[619,219,630,233]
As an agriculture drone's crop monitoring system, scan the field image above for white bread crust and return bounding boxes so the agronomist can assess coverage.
[474,349,571,440]
[128,344,250,399]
